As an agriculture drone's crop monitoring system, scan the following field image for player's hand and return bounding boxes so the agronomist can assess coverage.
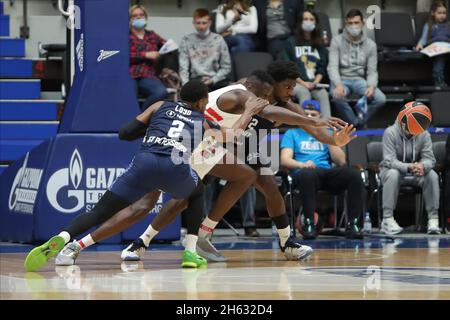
[313,117,347,130]
[145,51,160,60]
[332,124,357,147]
[333,84,347,99]
[244,97,269,116]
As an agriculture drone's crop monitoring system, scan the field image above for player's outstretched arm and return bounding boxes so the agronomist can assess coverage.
[118,101,164,141]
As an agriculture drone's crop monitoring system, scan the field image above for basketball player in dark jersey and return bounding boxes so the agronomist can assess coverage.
[24,80,269,271]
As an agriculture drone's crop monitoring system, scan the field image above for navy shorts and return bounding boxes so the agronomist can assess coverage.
[109,152,199,202]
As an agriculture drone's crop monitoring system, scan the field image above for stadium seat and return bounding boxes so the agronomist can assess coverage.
[432,141,447,229]
[430,92,450,127]
[375,12,423,62]
[414,12,429,44]
[316,12,332,46]
[366,141,424,231]
[232,52,273,81]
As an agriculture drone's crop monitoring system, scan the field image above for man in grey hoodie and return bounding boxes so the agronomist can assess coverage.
[178,8,232,91]
[379,116,440,235]
[327,9,386,128]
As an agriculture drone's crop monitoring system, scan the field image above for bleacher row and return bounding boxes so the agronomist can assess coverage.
[0,1,62,175]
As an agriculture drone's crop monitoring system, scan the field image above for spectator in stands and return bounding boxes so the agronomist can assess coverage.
[415,1,450,87]
[129,5,168,110]
[444,134,450,234]
[280,99,364,239]
[179,8,232,90]
[215,0,258,54]
[379,115,440,235]
[254,0,305,59]
[328,9,386,128]
[282,9,331,118]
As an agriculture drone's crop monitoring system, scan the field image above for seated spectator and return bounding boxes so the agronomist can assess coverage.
[282,9,331,118]
[215,0,258,54]
[327,9,386,128]
[379,114,440,235]
[415,1,450,87]
[444,134,450,234]
[254,0,304,58]
[280,100,364,240]
[179,8,232,90]
[129,5,169,110]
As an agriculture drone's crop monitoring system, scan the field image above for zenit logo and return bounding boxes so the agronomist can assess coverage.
[8,153,43,214]
[46,149,125,214]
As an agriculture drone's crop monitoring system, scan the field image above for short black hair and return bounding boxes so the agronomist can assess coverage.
[346,9,364,21]
[180,80,209,103]
[248,70,275,85]
[267,61,300,82]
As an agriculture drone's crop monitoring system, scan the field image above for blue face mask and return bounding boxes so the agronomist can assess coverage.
[132,18,147,29]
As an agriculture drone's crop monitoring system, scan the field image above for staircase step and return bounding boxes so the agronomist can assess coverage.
[0,121,59,139]
[0,38,25,57]
[0,100,61,120]
[0,58,32,77]
[0,79,41,99]
[0,140,44,162]
[0,2,3,15]
[0,15,9,37]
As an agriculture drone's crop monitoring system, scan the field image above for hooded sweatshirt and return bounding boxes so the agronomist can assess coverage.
[379,122,436,175]
[327,28,378,88]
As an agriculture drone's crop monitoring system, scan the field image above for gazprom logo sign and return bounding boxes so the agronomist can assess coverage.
[46,149,126,214]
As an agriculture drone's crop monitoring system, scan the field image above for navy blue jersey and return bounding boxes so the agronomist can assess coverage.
[140,101,204,158]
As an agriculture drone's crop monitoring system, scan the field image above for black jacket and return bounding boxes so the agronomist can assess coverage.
[254,0,304,49]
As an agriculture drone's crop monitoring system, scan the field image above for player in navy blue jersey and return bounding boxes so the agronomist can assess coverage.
[24,80,270,271]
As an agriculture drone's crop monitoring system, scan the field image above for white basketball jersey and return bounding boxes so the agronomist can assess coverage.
[190,84,247,179]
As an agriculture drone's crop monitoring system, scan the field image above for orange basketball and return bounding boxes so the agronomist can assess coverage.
[397,101,432,135]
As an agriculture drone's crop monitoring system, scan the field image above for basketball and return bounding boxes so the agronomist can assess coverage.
[397,101,432,136]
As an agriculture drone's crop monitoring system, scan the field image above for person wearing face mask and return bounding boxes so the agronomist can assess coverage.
[282,10,331,118]
[327,9,386,129]
[379,110,440,235]
[280,99,364,239]
[178,8,232,90]
[129,5,169,111]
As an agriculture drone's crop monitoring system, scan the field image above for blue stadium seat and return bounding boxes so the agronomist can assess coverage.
[0,59,33,77]
[0,80,40,99]
[0,140,44,161]
[0,101,59,120]
[0,122,58,139]
[0,38,25,57]
[0,14,9,37]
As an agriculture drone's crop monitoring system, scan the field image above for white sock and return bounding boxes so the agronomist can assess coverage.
[58,231,71,244]
[278,226,291,247]
[184,234,198,253]
[140,225,159,247]
[198,217,219,238]
[77,234,95,250]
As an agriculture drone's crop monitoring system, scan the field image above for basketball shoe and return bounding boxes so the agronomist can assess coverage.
[380,217,403,235]
[279,236,313,261]
[181,250,208,268]
[196,236,227,262]
[24,235,66,272]
[55,241,82,266]
[121,238,147,261]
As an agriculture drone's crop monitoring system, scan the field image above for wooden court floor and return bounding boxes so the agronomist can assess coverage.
[1,245,449,300]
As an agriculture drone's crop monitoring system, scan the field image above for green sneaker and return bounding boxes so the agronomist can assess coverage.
[24,235,66,272]
[181,250,208,268]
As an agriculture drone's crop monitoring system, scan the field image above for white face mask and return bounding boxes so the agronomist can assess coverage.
[346,25,362,37]
[302,21,316,32]
[196,28,210,38]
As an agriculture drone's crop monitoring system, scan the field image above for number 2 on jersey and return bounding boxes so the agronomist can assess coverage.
[167,120,185,138]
